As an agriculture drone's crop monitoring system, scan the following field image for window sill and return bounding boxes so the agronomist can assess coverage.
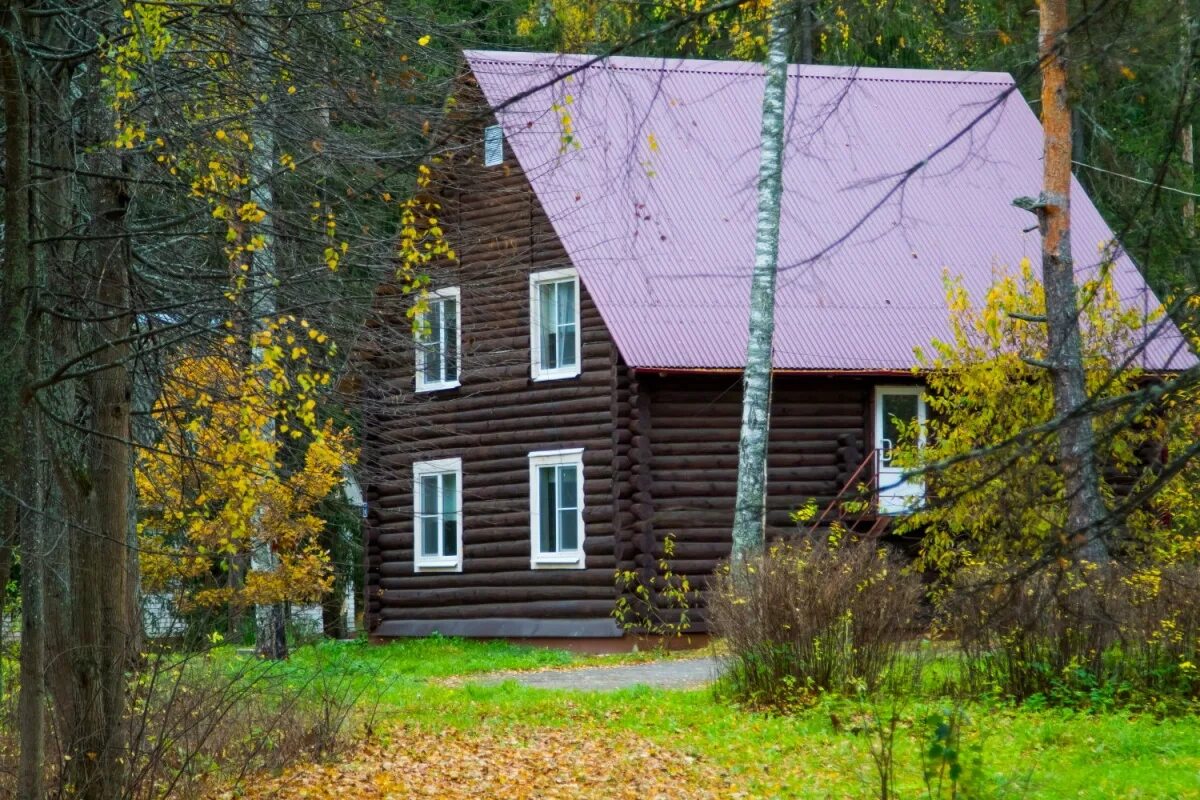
[531,554,585,570]
[530,368,580,383]
[415,380,461,394]
[415,558,462,573]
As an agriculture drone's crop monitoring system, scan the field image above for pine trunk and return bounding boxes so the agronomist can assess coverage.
[1037,0,1109,563]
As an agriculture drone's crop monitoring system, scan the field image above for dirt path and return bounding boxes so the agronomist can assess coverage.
[474,656,721,691]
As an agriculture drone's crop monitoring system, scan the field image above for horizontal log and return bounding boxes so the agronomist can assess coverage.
[652,492,832,510]
[379,584,616,607]
[661,559,723,575]
[649,384,864,404]
[378,385,615,417]
[652,479,836,497]
[654,509,801,527]
[647,428,847,445]
[378,599,615,620]
[653,540,731,559]
[371,425,615,458]
[371,438,616,466]
[651,401,863,418]
[378,568,618,587]
[401,395,613,427]
[650,453,838,470]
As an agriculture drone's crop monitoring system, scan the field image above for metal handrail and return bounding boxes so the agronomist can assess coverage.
[806,448,878,535]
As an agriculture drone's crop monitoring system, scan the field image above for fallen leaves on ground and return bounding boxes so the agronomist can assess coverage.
[229,724,746,799]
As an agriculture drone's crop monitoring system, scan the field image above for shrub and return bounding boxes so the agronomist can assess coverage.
[613,534,693,639]
[0,643,376,798]
[708,533,923,708]
[942,562,1200,709]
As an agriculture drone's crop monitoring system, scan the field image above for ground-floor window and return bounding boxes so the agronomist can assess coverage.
[413,458,462,571]
[528,448,585,568]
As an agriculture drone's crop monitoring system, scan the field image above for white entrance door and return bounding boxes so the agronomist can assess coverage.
[875,386,926,515]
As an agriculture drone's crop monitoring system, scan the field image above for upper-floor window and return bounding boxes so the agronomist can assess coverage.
[415,287,460,392]
[529,268,580,381]
[483,124,504,166]
[413,457,462,571]
[528,448,585,568]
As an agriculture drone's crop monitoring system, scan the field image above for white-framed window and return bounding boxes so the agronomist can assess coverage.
[529,267,581,381]
[413,458,463,571]
[528,448,585,568]
[415,287,460,392]
[483,124,504,166]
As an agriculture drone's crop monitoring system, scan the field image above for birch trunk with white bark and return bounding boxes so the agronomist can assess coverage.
[246,2,288,660]
[731,16,791,564]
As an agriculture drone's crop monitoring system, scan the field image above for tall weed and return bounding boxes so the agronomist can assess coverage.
[942,563,1200,709]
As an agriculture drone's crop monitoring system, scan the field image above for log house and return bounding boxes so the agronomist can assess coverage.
[358,52,1192,639]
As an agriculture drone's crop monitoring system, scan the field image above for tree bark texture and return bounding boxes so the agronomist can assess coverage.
[797,1,815,65]
[72,170,136,800]
[1182,0,1195,236]
[731,14,791,564]
[1036,0,1110,563]
[2,6,47,796]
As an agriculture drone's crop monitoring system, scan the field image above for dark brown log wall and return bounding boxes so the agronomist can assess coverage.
[360,122,627,638]
[636,372,873,631]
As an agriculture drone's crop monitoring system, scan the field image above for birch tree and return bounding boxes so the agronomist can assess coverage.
[731,11,791,562]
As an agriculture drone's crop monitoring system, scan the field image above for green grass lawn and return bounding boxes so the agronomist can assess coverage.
[225,637,1200,799]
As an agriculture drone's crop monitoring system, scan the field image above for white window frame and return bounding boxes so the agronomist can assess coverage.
[415,287,461,393]
[529,267,582,382]
[528,448,585,569]
[412,457,463,572]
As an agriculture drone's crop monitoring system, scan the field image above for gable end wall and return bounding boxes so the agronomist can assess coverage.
[360,119,627,637]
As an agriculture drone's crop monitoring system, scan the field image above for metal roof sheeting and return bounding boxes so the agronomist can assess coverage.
[465,50,1196,372]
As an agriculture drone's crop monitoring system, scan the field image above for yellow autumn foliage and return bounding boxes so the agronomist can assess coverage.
[137,350,354,610]
[893,259,1162,573]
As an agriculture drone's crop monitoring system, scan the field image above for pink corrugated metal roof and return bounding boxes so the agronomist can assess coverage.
[465,50,1195,372]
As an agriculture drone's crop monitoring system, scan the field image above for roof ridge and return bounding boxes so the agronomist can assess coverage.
[465,52,1015,87]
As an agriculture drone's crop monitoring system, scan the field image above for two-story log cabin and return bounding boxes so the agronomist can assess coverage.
[357,51,1193,640]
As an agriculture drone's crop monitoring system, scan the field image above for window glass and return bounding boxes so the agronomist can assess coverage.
[426,301,443,383]
[558,465,578,550]
[539,465,557,552]
[420,475,439,556]
[443,298,458,382]
[539,282,557,370]
[441,472,458,556]
[881,393,919,464]
[556,281,576,368]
